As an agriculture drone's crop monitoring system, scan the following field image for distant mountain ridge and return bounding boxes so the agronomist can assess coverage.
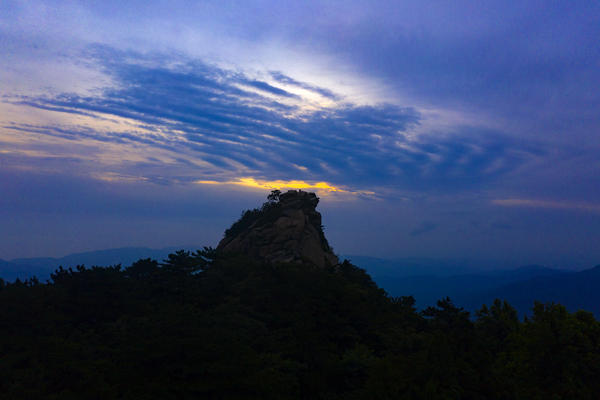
[344,255,482,277]
[349,255,599,317]
[1,246,184,281]
[468,265,600,317]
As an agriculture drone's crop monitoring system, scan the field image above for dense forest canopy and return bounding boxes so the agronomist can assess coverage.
[1,248,599,399]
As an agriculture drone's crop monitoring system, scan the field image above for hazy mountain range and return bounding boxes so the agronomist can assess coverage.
[348,255,599,317]
[0,247,182,282]
[1,248,598,317]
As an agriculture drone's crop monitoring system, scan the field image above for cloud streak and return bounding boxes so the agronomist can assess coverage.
[492,198,600,214]
[1,45,537,197]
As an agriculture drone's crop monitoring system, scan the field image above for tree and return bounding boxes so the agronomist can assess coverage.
[161,249,210,274]
[125,258,159,279]
[266,189,281,203]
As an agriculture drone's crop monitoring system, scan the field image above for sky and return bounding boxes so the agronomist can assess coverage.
[1,0,599,268]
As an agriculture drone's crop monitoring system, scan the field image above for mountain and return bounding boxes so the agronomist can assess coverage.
[488,264,563,279]
[1,189,340,281]
[3,190,598,318]
[217,190,339,267]
[1,246,182,281]
[347,256,562,280]
[466,265,600,317]
[0,259,32,282]
[352,256,598,317]
[350,256,558,304]
[344,255,482,277]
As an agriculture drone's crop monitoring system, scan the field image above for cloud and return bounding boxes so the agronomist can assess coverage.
[492,198,600,214]
[1,45,537,197]
[243,79,300,99]
[269,71,340,101]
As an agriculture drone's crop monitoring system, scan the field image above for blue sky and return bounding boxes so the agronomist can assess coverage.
[1,1,599,268]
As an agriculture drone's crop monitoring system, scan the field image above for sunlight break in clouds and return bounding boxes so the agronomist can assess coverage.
[195,177,375,197]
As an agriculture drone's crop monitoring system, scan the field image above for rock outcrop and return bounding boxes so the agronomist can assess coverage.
[217,190,339,267]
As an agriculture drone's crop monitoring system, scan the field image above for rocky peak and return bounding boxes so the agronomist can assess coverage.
[217,190,339,267]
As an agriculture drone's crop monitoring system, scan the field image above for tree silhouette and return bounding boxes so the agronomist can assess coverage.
[0,251,599,399]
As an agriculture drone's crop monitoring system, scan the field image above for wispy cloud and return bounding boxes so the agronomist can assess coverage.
[269,71,340,101]
[492,198,600,214]
[1,45,535,196]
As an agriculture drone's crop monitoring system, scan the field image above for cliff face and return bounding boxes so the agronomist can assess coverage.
[217,190,339,267]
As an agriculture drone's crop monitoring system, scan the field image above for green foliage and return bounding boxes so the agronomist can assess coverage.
[0,251,599,399]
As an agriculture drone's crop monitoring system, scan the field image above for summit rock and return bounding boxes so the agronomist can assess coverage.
[217,190,339,267]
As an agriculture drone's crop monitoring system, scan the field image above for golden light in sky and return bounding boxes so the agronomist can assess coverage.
[195,177,375,196]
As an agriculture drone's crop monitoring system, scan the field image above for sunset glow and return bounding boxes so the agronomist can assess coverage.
[195,177,376,196]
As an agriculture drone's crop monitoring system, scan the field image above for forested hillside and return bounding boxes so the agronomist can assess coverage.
[1,249,599,399]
